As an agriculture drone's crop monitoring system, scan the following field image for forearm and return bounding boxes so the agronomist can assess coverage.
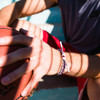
[50,50,100,79]
[42,31,100,79]
[0,0,57,26]
[19,0,58,17]
[64,52,100,78]
[0,2,18,26]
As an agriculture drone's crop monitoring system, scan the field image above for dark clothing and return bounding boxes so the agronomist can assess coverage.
[58,0,100,54]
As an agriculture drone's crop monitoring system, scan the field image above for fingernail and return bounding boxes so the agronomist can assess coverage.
[1,77,10,85]
[0,38,5,44]
[20,28,28,34]
[21,91,27,97]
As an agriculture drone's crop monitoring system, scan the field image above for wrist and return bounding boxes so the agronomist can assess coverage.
[47,48,62,75]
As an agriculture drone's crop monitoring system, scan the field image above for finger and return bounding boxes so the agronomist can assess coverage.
[15,20,25,31]
[34,25,41,38]
[20,20,30,31]
[20,24,36,37]
[20,28,29,35]
[21,76,39,97]
[11,19,35,37]
[11,20,25,31]
[28,24,36,37]
[0,35,33,46]
[1,62,29,86]
[0,47,33,67]
[21,66,44,97]
[1,59,38,85]
[30,25,43,39]
[20,24,43,39]
[23,82,38,100]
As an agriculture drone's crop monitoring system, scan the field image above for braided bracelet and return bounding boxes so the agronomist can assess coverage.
[58,41,70,75]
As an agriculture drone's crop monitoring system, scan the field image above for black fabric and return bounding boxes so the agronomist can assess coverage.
[58,0,100,54]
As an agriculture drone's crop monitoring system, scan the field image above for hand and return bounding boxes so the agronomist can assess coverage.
[0,34,57,97]
[10,19,43,39]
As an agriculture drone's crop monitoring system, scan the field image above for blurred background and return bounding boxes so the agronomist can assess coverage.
[0,0,78,100]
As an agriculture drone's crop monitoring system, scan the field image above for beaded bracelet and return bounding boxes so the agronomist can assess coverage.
[58,41,70,75]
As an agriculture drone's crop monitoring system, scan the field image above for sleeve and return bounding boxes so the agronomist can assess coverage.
[42,30,80,53]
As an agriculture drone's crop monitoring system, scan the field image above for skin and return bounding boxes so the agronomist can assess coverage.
[0,0,58,26]
[0,0,100,99]
[0,20,99,99]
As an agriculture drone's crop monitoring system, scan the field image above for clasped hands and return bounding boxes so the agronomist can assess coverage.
[0,20,59,97]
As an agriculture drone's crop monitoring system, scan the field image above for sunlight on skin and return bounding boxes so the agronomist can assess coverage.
[0,0,26,25]
[0,19,99,99]
[0,37,13,45]
[11,19,43,39]
[74,54,89,77]
[0,0,58,26]
[0,0,99,99]
[63,52,89,77]
[0,20,99,97]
